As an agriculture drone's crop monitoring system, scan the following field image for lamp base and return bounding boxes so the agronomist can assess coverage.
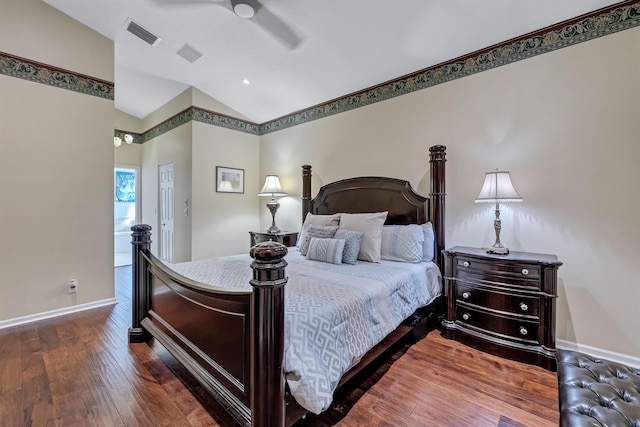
[266,224,281,233]
[484,246,509,255]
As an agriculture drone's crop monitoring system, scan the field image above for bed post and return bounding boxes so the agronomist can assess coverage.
[249,241,288,427]
[302,164,312,222]
[128,224,152,343]
[429,145,446,270]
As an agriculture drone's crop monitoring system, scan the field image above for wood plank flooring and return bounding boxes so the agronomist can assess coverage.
[0,266,559,426]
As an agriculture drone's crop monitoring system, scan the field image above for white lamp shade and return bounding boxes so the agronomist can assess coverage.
[258,175,287,197]
[475,171,522,203]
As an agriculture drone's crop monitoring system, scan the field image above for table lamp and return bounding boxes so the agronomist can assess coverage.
[258,175,287,233]
[475,170,522,255]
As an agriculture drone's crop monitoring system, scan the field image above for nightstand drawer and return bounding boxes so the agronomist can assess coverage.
[456,283,539,317]
[455,306,540,344]
[456,257,541,289]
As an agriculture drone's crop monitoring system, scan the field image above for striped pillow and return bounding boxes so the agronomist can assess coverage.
[306,238,345,264]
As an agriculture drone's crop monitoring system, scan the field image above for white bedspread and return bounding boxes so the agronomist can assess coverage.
[168,249,441,414]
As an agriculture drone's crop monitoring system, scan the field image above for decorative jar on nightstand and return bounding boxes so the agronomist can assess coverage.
[249,231,298,248]
[441,246,562,370]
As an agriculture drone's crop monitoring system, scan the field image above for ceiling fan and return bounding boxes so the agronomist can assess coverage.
[150,0,303,50]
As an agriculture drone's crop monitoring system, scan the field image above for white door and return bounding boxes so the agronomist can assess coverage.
[159,163,174,263]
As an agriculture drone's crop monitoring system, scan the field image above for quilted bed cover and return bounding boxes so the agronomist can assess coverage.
[168,249,441,414]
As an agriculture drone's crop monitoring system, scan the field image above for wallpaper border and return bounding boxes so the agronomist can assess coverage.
[0,52,114,100]
[260,0,640,134]
[2,1,638,139]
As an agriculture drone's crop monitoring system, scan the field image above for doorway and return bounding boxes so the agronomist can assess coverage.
[158,162,174,263]
[114,165,140,267]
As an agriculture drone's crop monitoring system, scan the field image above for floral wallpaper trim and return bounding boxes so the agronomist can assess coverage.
[0,52,114,100]
[2,2,638,139]
[260,1,640,134]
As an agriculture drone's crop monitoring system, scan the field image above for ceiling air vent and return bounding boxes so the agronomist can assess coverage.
[177,44,203,63]
[125,18,161,47]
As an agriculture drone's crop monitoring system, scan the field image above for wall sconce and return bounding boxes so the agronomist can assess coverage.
[114,133,134,147]
[258,175,287,233]
[475,170,522,255]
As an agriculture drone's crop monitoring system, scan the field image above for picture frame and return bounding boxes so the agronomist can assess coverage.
[216,166,244,193]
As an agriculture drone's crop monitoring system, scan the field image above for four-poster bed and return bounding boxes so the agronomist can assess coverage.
[128,145,447,427]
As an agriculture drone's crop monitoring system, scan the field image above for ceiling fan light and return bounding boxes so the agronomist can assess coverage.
[233,3,255,19]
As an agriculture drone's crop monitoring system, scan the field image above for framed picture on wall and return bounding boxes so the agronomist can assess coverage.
[216,166,244,193]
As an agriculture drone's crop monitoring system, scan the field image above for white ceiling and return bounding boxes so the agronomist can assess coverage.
[44,0,620,124]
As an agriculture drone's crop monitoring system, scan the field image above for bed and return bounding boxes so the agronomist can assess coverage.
[128,144,447,427]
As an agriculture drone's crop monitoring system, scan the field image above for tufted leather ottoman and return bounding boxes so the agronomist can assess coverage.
[556,350,640,426]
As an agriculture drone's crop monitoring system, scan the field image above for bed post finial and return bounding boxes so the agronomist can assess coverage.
[429,145,446,270]
[249,242,288,427]
[129,224,152,343]
[302,165,312,222]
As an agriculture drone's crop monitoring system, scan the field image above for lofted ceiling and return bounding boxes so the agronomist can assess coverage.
[44,0,622,124]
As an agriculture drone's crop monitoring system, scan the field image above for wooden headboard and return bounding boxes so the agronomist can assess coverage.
[300,145,446,268]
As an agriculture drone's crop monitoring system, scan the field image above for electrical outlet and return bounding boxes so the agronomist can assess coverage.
[68,279,77,293]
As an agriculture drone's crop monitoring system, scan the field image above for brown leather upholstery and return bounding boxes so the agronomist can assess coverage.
[556,350,640,427]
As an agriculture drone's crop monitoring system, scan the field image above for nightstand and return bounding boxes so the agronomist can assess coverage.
[441,246,562,370]
[249,231,298,248]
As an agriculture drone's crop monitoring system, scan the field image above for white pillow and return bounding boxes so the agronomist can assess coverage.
[297,213,341,248]
[421,222,435,262]
[380,224,424,263]
[338,212,388,262]
[306,237,345,264]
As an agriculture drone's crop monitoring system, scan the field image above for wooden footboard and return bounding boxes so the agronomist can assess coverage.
[129,229,288,427]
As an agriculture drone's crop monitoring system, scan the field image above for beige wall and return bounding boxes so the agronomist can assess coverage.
[140,123,193,262]
[261,27,640,359]
[119,88,260,261]
[0,0,115,321]
[191,122,260,259]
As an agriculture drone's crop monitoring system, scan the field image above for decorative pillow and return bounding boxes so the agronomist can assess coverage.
[380,224,425,263]
[421,222,435,262]
[334,229,364,265]
[306,238,345,264]
[298,225,339,256]
[297,213,341,248]
[338,212,388,262]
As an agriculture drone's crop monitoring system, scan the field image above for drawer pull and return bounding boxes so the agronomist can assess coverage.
[519,302,528,311]
[519,326,528,336]
[462,261,470,267]
[462,292,470,299]
[462,313,471,321]
[521,268,529,276]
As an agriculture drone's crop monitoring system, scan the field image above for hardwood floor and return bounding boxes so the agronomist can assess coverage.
[0,266,559,427]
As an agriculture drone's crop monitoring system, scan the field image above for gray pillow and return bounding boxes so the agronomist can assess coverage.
[306,238,345,264]
[298,225,339,256]
[334,229,364,264]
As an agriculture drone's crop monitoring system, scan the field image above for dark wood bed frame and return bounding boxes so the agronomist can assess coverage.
[128,145,446,427]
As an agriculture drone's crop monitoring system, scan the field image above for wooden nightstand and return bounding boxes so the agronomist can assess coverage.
[249,231,298,248]
[441,246,562,370]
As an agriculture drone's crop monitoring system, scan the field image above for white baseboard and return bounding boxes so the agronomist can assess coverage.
[0,298,118,330]
[557,339,640,369]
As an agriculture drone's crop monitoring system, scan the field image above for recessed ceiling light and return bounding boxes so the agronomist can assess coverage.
[233,3,255,19]
[242,78,250,85]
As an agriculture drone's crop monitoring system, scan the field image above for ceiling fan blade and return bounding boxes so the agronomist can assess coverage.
[148,0,224,8]
[251,3,304,50]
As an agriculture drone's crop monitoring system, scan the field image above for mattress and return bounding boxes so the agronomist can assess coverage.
[168,248,441,414]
